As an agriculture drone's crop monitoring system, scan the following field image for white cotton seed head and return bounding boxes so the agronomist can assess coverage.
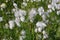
[13,3,17,8]
[43,34,48,39]
[19,36,23,40]
[47,9,52,13]
[29,8,37,16]
[0,17,3,22]
[29,8,37,22]
[38,27,42,32]
[19,9,26,16]
[22,2,27,6]
[43,30,48,39]
[35,28,38,33]
[42,15,46,21]
[19,36,26,40]
[48,4,55,11]
[36,22,47,28]
[13,9,26,17]
[38,7,44,12]
[12,8,16,12]
[38,7,44,15]
[14,11,20,17]
[51,2,57,7]
[57,11,60,15]
[12,8,19,17]
[42,30,46,34]
[29,19,33,22]
[15,22,20,27]
[55,4,60,9]
[36,22,41,27]
[9,20,14,29]
[20,16,25,22]
[52,7,55,11]
[21,30,26,35]
[15,17,20,27]
[52,0,60,3]
[48,4,52,9]
[0,3,6,8]
[21,36,26,39]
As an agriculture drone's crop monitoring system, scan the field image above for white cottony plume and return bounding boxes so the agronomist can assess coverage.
[57,11,60,15]
[43,34,48,39]
[0,3,6,11]
[12,8,26,25]
[13,3,17,8]
[12,8,26,18]
[19,9,26,17]
[36,22,47,32]
[41,15,46,21]
[51,6,55,11]
[38,27,42,32]
[42,30,48,39]
[52,0,60,3]
[12,9,26,17]
[48,4,55,11]
[19,36,23,40]
[35,28,38,33]
[51,0,60,10]
[0,17,3,22]
[0,3,6,8]
[36,22,47,28]
[20,16,25,22]
[14,10,20,17]
[29,8,37,22]
[55,4,60,9]
[35,27,42,33]
[42,30,46,34]
[15,17,20,27]
[19,36,26,40]
[22,2,27,7]
[12,8,19,17]
[19,30,26,40]
[19,9,26,22]
[20,30,26,35]
[12,8,16,13]
[29,8,37,16]
[38,7,44,16]
[48,4,52,9]
[47,9,52,13]
[9,20,14,29]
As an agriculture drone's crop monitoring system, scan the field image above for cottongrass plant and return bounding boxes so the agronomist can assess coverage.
[0,0,60,40]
